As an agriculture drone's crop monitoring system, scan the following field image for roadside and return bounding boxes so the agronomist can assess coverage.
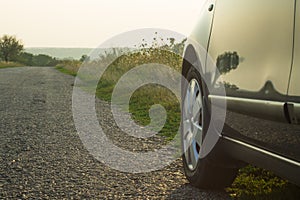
[0,67,230,199]
[0,62,23,69]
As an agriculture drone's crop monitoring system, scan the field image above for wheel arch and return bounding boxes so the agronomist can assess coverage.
[182,44,205,79]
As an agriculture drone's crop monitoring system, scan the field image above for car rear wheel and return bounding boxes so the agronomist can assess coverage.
[181,67,238,189]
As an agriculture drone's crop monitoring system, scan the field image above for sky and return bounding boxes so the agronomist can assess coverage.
[0,0,204,48]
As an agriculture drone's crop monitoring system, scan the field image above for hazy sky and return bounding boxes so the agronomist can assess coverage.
[0,0,204,48]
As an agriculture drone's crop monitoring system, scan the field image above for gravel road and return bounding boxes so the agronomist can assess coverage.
[0,67,230,199]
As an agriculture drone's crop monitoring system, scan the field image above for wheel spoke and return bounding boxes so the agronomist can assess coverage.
[183,120,191,138]
[194,125,203,148]
[184,88,192,116]
[192,96,202,119]
[193,122,203,132]
[189,80,196,107]
[189,141,199,169]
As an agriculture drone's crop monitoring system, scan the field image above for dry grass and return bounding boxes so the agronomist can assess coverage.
[0,61,23,69]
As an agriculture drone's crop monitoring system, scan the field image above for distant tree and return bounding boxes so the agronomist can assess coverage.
[79,54,90,62]
[15,52,58,66]
[32,54,58,66]
[0,35,24,62]
[16,52,34,66]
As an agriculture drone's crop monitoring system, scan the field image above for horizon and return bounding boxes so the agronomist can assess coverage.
[24,46,135,60]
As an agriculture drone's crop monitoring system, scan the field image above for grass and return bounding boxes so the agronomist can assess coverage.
[0,61,23,69]
[94,49,182,140]
[55,66,77,76]
[55,60,81,76]
[128,85,180,140]
[56,45,300,199]
[227,165,300,199]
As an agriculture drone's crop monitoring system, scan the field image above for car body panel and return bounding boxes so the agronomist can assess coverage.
[203,0,300,162]
[208,0,294,95]
[182,0,300,186]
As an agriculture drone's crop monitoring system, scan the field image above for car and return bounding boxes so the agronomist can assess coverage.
[181,0,300,189]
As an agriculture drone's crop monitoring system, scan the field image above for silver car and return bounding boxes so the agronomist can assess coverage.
[181,0,300,188]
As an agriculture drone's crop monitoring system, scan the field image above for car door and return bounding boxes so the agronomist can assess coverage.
[207,0,298,160]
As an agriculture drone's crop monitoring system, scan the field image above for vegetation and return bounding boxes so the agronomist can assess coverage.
[79,54,90,62]
[0,34,60,67]
[15,52,59,66]
[56,35,300,199]
[97,43,184,139]
[227,165,300,199]
[55,60,81,76]
[0,35,24,62]
[0,61,23,69]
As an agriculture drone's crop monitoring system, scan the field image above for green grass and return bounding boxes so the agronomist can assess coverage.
[0,61,23,69]
[95,49,182,140]
[56,47,300,199]
[227,165,300,199]
[128,85,180,140]
[55,66,77,76]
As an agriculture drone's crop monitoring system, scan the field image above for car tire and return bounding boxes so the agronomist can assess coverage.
[181,67,238,189]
